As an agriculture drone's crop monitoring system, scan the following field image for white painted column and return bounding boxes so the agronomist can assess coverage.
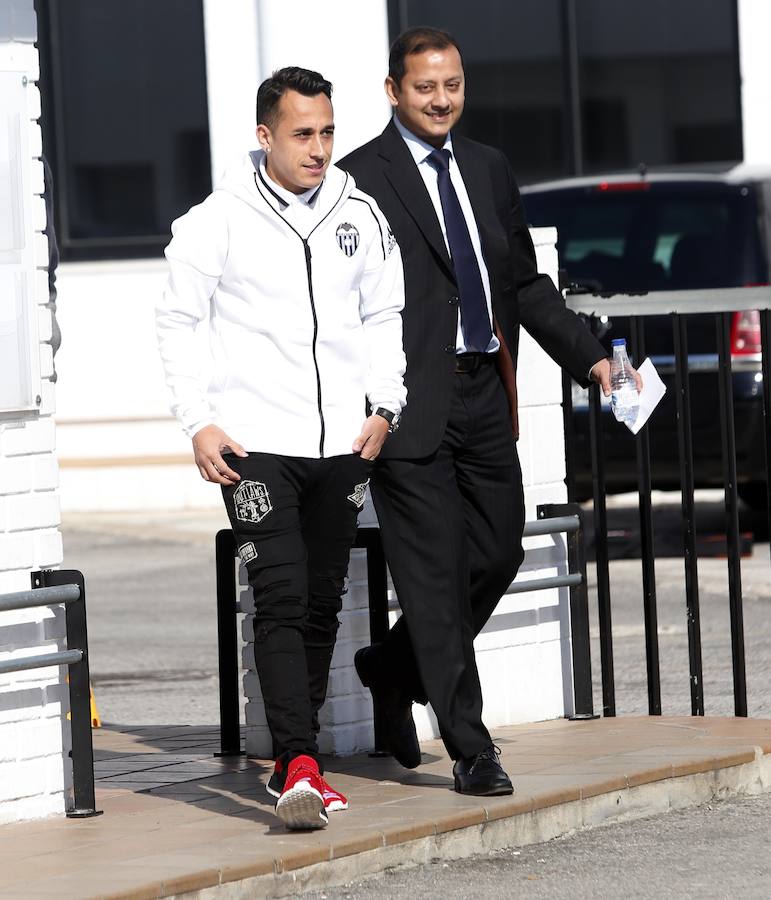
[738,0,771,165]
[253,0,392,159]
[201,0,261,182]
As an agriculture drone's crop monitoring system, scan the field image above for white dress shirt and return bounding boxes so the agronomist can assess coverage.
[393,115,498,354]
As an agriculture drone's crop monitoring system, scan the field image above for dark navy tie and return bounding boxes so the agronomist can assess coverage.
[428,148,492,353]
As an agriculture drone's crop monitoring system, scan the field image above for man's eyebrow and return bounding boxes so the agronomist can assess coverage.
[293,124,335,134]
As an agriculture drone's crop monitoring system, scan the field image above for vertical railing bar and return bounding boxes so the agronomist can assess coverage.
[215,529,244,756]
[715,312,747,716]
[672,313,704,715]
[588,380,615,716]
[32,569,101,818]
[760,309,771,568]
[630,318,661,715]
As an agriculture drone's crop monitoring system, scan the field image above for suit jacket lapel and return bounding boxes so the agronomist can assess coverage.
[378,120,453,275]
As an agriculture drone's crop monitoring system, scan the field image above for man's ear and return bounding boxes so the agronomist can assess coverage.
[384,76,399,108]
[256,123,271,152]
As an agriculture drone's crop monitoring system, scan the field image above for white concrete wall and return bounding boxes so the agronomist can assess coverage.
[243,227,574,757]
[738,0,771,165]
[202,0,390,179]
[53,260,219,512]
[0,15,69,824]
[253,0,391,161]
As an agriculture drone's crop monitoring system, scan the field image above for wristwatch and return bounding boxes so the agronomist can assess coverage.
[373,407,400,433]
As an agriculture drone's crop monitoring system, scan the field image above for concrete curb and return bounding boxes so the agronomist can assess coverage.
[176,749,771,899]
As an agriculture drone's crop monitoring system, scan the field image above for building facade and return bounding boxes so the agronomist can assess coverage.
[0,0,68,824]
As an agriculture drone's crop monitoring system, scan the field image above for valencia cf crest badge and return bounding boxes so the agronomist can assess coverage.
[336,222,360,257]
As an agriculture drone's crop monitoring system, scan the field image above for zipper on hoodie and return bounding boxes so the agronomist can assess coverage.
[303,239,325,457]
[252,167,351,458]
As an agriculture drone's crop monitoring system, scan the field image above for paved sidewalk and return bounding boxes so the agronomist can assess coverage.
[2,717,771,899]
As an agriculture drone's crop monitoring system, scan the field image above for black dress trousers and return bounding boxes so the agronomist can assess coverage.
[371,359,525,761]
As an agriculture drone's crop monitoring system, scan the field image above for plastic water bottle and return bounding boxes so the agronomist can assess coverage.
[610,338,639,427]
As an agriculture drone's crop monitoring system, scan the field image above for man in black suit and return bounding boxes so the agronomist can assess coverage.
[339,27,611,796]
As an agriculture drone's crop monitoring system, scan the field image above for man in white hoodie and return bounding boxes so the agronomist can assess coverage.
[156,67,406,831]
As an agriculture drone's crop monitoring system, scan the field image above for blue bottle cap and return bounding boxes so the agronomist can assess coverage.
[611,338,627,347]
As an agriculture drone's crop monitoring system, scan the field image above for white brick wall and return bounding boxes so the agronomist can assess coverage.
[0,16,69,824]
[242,227,578,757]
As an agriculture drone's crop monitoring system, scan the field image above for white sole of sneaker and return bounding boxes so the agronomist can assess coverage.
[275,784,328,830]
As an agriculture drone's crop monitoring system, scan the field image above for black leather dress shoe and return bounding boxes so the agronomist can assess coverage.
[354,646,421,769]
[453,746,514,796]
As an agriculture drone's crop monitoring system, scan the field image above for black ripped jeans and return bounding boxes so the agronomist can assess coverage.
[222,451,372,765]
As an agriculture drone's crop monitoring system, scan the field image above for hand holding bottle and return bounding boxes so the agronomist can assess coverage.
[609,339,642,426]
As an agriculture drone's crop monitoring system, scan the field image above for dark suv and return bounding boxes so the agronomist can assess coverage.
[521,168,771,507]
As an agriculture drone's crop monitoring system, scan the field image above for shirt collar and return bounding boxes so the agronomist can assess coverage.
[253,153,323,209]
[393,114,454,166]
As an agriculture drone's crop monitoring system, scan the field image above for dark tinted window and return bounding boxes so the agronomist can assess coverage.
[577,0,742,172]
[388,0,567,182]
[37,0,211,259]
[522,183,763,292]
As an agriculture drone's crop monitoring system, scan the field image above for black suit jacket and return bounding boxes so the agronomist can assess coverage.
[339,120,605,459]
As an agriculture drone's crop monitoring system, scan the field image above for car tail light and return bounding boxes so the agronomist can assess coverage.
[730,310,761,355]
[595,181,650,192]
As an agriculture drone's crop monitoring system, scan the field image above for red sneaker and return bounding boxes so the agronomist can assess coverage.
[267,760,348,813]
[275,755,328,830]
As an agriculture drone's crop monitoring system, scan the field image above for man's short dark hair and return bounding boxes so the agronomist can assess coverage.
[256,66,333,128]
[388,27,464,87]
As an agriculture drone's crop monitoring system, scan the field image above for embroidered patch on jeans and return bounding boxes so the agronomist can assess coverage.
[238,541,258,563]
[234,480,272,524]
[347,479,370,509]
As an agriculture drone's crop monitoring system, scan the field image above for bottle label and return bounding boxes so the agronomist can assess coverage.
[611,385,639,424]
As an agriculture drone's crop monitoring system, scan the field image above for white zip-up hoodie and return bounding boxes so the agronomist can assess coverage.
[156,152,407,458]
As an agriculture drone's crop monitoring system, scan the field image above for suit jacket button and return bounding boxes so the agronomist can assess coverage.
[449,296,459,305]
[444,344,456,354]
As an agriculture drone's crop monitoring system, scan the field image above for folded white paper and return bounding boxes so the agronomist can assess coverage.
[627,357,666,434]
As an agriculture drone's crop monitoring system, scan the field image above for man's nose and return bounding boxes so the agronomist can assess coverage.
[310,134,325,158]
[433,90,450,109]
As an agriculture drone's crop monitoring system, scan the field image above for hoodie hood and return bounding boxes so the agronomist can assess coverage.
[214,150,356,218]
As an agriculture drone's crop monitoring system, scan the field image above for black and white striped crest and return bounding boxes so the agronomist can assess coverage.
[336,222,360,257]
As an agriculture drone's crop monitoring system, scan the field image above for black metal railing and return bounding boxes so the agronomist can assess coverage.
[565,286,771,719]
[213,503,595,756]
[0,570,99,817]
